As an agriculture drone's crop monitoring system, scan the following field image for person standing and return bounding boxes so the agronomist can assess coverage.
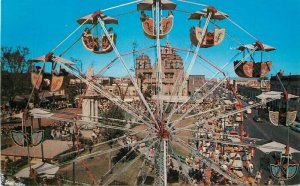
[267,176,273,185]
[255,170,262,185]
[248,161,254,175]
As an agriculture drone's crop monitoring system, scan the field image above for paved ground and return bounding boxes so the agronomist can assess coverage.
[244,109,300,185]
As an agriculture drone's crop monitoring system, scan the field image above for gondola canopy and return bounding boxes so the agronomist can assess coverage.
[29,53,75,65]
[234,43,276,52]
[29,53,72,92]
[189,6,227,48]
[137,0,176,11]
[78,11,118,54]
[189,7,228,20]
[77,11,119,25]
[234,41,276,78]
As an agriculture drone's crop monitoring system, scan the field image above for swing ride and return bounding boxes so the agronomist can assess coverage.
[234,41,275,78]
[138,0,175,39]
[9,0,300,185]
[78,11,118,54]
[30,52,72,92]
[189,6,227,48]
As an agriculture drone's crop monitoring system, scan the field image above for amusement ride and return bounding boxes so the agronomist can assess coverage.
[10,0,299,185]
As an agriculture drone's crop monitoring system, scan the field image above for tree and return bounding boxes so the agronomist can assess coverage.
[1,46,30,73]
[144,85,153,100]
[102,104,125,143]
[1,46,31,108]
[115,83,129,101]
[138,73,145,92]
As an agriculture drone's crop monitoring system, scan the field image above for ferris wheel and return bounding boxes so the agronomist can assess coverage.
[18,0,300,185]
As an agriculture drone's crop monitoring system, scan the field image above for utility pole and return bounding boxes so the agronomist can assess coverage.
[38,118,45,162]
[71,57,83,94]
[133,41,138,71]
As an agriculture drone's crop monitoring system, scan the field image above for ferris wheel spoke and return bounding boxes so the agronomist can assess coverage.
[134,137,158,186]
[163,45,192,113]
[101,133,151,181]
[173,105,223,124]
[166,12,212,122]
[172,98,278,133]
[153,1,164,118]
[57,128,150,161]
[164,46,225,114]
[173,133,264,148]
[167,46,258,123]
[134,156,147,186]
[174,136,242,184]
[102,139,158,185]
[77,114,145,125]
[94,45,156,78]
[135,139,159,186]
[97,17,160,130]
[58,63,158,132]
[166,48,241,122]
[169,77,227,130]
[37,136,157,175]
[168,142,193,184]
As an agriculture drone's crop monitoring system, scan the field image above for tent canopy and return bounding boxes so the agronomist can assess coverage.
[15,162,59,179]
[256,91,299,101]
[30,108,53,118]
[257,141,300,154]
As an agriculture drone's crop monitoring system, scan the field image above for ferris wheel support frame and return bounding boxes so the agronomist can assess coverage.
[153,1,164,119]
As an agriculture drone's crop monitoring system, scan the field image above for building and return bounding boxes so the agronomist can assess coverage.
[269,74,300,120]
[135,43,187,96]
[81,67,100,122]
[188,75,205,95]
[236,79,270,100]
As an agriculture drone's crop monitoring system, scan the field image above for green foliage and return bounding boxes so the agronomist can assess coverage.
[143,85,153,100]
[1,46,30,73]
[1,46,32,107]
[102,104,125,144]
[103,105,125,120]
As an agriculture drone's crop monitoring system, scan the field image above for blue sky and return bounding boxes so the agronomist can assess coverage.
[2,0,300,78]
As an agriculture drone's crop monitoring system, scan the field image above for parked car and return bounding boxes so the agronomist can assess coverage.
[229,129,247,137]
[224,126,235,133]
[229,130,238,135]
[228,153,243,170]
[290,123,300,133]
[253,115,262,122]
[246,108,252,114]
[235,113,242,122]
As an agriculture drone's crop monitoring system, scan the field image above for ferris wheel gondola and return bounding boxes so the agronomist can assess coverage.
[137,0,176,39]
[189,6,227,48]
[234,41,276,78]
[77,11,118,54]
[29,52,73,92]
[258,142,299,181]
[268,91,298,126]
